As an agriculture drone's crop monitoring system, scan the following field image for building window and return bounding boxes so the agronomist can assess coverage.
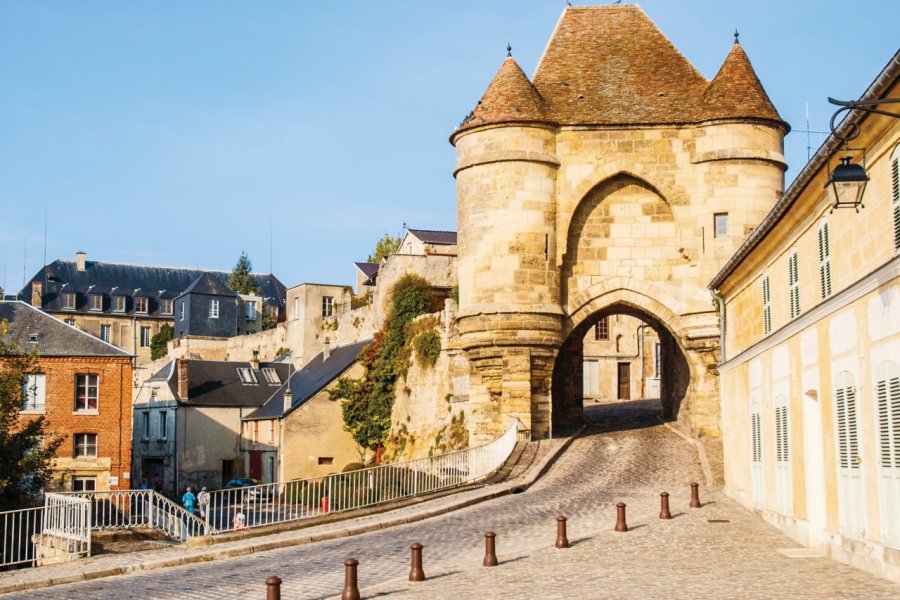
[142,412,150,440]
[135,297,149,314]
[594,317,609,341]
[74,433,98,458]
[818,218,832,299]
[653,343,661,378]
[140,326,151,347]
[209,299,219,319]
[252,421,259,444]
[322,296,334,317]
[62,292,76,310]
[75,374,99,412]
[318,457,334,465]
[714,213,729,238]
[237,368,258,384]
[100,324,111,343]
[268,420,275,443]
[261,368,280,385]
[762,274,772,335]
[113,295,126,313]
[788,249,800,319]
[158,410,168,440]
[293,297,300,319]
[179,301,185,321]
[72,477,97,492]
[245,302,257,321]
[22,373,46,411]
[891,146,899,252]
[160,299,173,315]
[64,318,76,327]
[89,294,103,312]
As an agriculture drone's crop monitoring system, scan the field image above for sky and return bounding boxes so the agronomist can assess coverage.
[1,1,897,292]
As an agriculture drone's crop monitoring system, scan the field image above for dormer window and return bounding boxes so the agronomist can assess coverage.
[261,368,280,385]
[160,299,173,315]
[113,295,126,313]
[62,292,76,310]
[89,294,103,312]
[135,297,149,314]
[237,368,258,384]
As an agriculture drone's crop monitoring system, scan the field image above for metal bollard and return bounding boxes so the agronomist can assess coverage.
[265,576,282,600]
[341,558,360,600]
[409,543,426,582]
[690,482,702,508]
[615,502,628,532]
[659,492,672,520]
[555,516,570,549]
[483,531,499,566]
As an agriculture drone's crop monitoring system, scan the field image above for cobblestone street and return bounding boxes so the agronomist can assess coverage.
[6,401,899,599]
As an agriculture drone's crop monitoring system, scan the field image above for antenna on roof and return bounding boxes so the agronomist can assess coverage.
[42,208,48,271]
[796,102,828,161]
[21,238,27,291]
[269,221,273,275]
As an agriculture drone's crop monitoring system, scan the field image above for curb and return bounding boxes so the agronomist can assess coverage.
[0,427,584,595]
[662,421,715,487]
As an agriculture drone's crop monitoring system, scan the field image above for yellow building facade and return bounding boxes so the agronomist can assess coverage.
[711,52,900,581]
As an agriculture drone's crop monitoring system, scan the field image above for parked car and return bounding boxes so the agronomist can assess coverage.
[223,478,274,501]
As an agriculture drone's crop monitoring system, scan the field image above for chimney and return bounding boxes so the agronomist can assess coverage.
[31,281,43,308]
[250,349,260,370]
[283,387,293,413]
[177,358,189,400]
[323,338,331,360]
[75,251,86,272]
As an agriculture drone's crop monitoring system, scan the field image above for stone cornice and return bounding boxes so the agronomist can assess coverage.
[454,150,561,177]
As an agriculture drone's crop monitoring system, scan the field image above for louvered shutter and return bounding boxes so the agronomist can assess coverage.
[835,372,865,539]
[818,221,832,299]
[750,406,764,509]
[774,400,792,515]
[762,276,772,335]
[876,362,900,548]
[892,157,899,252]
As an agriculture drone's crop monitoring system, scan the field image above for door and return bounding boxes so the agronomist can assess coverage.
[249,451,263,481]
[222,459,234,485]
[875,361,900,549]
[834,371,865,539]
[582,360,600,400]
[617,363,631,400]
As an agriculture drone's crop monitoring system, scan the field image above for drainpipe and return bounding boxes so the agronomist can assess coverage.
[710,289,726,364]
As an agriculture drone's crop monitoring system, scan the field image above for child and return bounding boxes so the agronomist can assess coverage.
[233,508,246,530]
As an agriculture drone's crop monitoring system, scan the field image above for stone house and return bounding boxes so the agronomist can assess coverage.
[241,340,370,483]
[17,252,286,363]
[354,262,379,296]
[1,300,132,493]
[581,314,660,402]
[710,51,900,582]
[173,273,240,339]
[131,355,289,495]
[283,282,352,367]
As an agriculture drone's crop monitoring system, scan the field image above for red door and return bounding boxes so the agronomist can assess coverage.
[249,451,262,480]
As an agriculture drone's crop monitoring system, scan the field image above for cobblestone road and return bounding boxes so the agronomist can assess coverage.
[8,401,899,599]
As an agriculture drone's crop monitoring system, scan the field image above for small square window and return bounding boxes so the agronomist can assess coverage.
[74,433,98,458]
[714,213,729,238]
[62,292,76,310]
[72,476,97,492]
[209,299,220,319]
[89,294,103,311]
[75,374,99,412]
[64,318,77,327]
[317,457,334,465]
[113,296,126,313]
[135,297,149,314]
[160,299,173,315]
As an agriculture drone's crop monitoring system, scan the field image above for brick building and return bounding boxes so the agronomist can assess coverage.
[2,300,133,493]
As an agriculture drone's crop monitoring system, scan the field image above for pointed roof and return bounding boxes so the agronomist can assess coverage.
[178,273,238,298]
[531,5,709,125]
[0,301,129,357]
[702,40,786,126]
[453,56,553,139]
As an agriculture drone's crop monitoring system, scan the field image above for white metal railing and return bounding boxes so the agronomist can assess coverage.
[0,494,91,569]
[203,421,518,534]
[0,505,44,568]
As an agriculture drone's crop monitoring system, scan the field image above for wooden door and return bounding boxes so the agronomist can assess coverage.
[249,451,263,481]
[617,363,631,400]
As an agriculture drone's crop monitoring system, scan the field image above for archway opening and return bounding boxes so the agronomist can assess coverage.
[551,303,690,433]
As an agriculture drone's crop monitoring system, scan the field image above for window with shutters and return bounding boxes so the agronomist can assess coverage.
[834,370,865,539]
[762,275,772,335]
[875,360,900,548]
[818,218,832,299]
[788,249,800,319]
[750,403,764,509]
[891,145,899,252]
[774,396,792,515]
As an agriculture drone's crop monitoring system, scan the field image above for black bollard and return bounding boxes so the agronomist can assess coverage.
[690,482,702,508]
[659,492,672,519]
[341,558,360,600]
[409,543,426,582]
[555,516,570,549]
[265,576,282,600]
[615,502,628,532]
[483,531,499,566]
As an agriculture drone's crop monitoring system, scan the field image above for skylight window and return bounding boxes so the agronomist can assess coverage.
[261,368,280,385]
[237,368,258,385]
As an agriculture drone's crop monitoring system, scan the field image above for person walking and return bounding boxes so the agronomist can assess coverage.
[182,486,197,514]
[197,487,210,519]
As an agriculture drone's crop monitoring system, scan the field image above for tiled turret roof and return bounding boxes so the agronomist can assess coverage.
[702,40,786,126]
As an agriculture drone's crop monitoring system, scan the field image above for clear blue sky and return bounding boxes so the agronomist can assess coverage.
[1,1,897,291]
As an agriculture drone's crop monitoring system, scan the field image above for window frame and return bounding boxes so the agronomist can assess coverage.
[209,299,220,319]
[818,218,832,300]
[61,292,76,310]
[788,249,801,320]
[135,297,149,314]
[322,296,334,318]
[179,301,185,322]
[237,368,258,385]
[594,316,609,341]
[714,212,729,238]
[99,324,111,343]
[140,326,152,348]
[72,477,97,492]
[74,373,99,412]
[245,302,257,322]
[112,295,126,313]
[261,368,280,385]
[158,410,168,441]
[762,274,772,335]
[73,433,98,458]
[141,412,150,440]
[88,294,103,312]
[22,373,46,412]
[160,299,174,316]
[891,145,899,253]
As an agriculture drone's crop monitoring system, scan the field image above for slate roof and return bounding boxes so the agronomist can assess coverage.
[158,359,291,407]
[407,229,458,245]
[0,300,129,357]
[354,262,380,280]
[18,258,286,318]
[245,339,371,421]
[454,5,785,139]
[178,273,238,298]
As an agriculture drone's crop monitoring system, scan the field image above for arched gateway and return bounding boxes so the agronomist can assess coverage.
[450,5,788,442]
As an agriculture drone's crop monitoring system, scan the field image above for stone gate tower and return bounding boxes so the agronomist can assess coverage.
[451,5,788,441]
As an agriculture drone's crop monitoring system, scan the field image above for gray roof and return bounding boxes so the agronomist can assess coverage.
[245,339,371,421]
[0,301,130,357]
[178,273,238,298]
[160,359,291,407]
[354,262,380,279]
[407,229,457,245]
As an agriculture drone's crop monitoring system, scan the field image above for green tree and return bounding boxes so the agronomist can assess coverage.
[149,324,174,360]
[0,320,63,509]
[227,251,259,295]
[261,305,277,330]
[366,233,402,263]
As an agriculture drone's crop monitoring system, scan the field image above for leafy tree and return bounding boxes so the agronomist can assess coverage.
[227,251,259,295]
[150,324,174,360]
[261,305,277,330]
[330,274,434,460]
[0,320,63,509]
[366,233,402,263]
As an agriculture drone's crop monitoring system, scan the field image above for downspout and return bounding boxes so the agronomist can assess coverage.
[710,289,726,364]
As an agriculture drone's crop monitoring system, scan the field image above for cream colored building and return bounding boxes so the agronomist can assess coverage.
[581,314,660,402]
[284,282,351,367]
[710,52,900,582]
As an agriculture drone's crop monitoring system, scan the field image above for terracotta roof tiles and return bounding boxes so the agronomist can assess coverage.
[702,41,785,126]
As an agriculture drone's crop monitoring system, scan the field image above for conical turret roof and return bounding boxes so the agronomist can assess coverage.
[453,56,553,141]
[702,40,786,127]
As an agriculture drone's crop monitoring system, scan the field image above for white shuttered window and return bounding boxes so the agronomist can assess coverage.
[751,404,764,509]
[762,275,772,335]
[891,146,899,252]
[818,219,832,299]
[834,371,865,539]
[875,361,900,549]
[774,396,792,515]
[788,249,801,319]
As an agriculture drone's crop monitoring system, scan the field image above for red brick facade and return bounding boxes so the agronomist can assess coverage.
[20,356,133,492]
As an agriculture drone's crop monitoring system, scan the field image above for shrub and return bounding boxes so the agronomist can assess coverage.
[413,330,441,367]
